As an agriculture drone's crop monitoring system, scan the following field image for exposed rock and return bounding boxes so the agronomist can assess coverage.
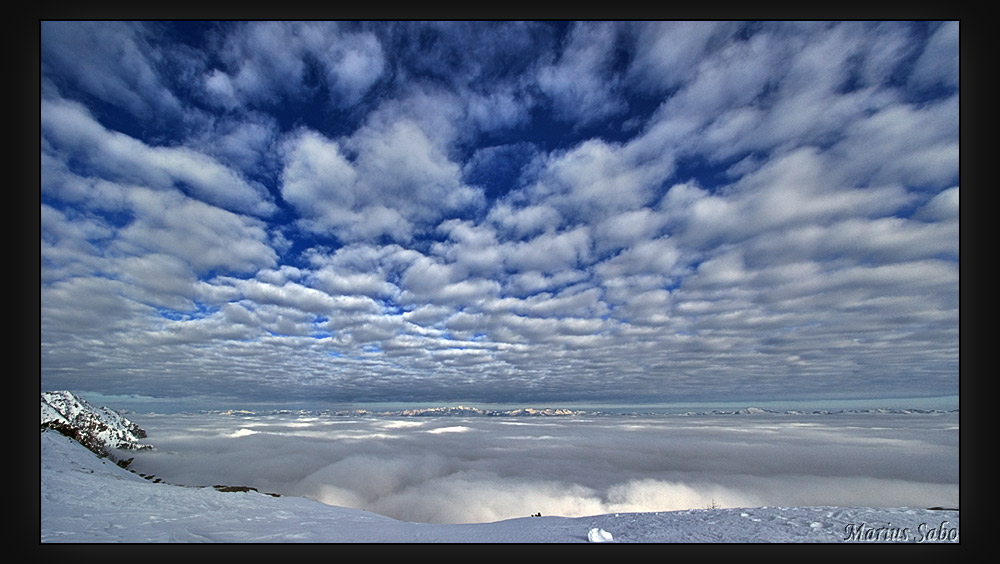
[40,391,152,464]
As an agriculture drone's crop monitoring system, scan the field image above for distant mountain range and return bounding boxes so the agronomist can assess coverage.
[211,405,590,417]
[203,405,959,418]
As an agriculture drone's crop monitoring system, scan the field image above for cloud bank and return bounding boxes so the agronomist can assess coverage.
[126,412,959,524]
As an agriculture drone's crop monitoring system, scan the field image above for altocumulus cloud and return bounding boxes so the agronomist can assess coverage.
[40,21,959,407]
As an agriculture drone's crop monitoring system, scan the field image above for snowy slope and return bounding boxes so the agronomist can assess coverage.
[40,429,960,543]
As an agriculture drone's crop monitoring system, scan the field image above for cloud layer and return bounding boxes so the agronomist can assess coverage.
[40,21,960,405]
[125,412,960,524]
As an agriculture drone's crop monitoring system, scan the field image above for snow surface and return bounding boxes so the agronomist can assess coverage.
[41,429,960,543]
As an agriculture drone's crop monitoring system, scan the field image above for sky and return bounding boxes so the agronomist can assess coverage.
[39,21,960,409]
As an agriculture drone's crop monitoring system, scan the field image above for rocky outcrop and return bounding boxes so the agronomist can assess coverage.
[41,391,151,465]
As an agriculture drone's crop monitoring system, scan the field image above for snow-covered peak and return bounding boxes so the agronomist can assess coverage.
[40,391,151,455]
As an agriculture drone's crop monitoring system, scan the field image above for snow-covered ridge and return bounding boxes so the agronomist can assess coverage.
[41,390,151,458]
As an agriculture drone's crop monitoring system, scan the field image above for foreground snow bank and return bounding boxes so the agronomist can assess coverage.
[41,430,959,543]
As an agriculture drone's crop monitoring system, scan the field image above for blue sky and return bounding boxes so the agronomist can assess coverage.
[39,21,960,408]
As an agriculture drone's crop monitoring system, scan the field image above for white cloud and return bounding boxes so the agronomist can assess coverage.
[465,88,534,133]
[40,204,115,283]
[631,22,952,175]
[537,22,627,125]
[210,22,313,106]
[125,412,959,524]
[593,208,669,254]
[830,97,959,189]
[41,276,153,342]
[594,236,684,279]
[914,187,959,222]
[41,97,276,217]
[348,118,480,217]
[232,279,338,316]
[690,250,751,288]
[196,114,281,175]
[279,128,360,226]
[909,21,959,89]
[308,27,386,105]
[399,256,501,307]
[280,118,484,242]
[114,186,277,275]
[310,268,398,301]
[627,21,741,93]
[40,21,187,122]
[647,29,779,123]
[504,226,593,274]
[488,203,563,239]
[724,147,914,237]
[113,253,201,311]
[657,181,739,250]
[203,69,239,109]
[502,269,590,299]
[520,137,676,227]
[203,21,387,110]
[747,216,959,265]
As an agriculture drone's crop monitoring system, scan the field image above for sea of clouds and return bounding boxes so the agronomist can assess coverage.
[123,410,959,524]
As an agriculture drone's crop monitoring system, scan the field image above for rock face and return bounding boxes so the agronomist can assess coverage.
[40,391,151,462]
